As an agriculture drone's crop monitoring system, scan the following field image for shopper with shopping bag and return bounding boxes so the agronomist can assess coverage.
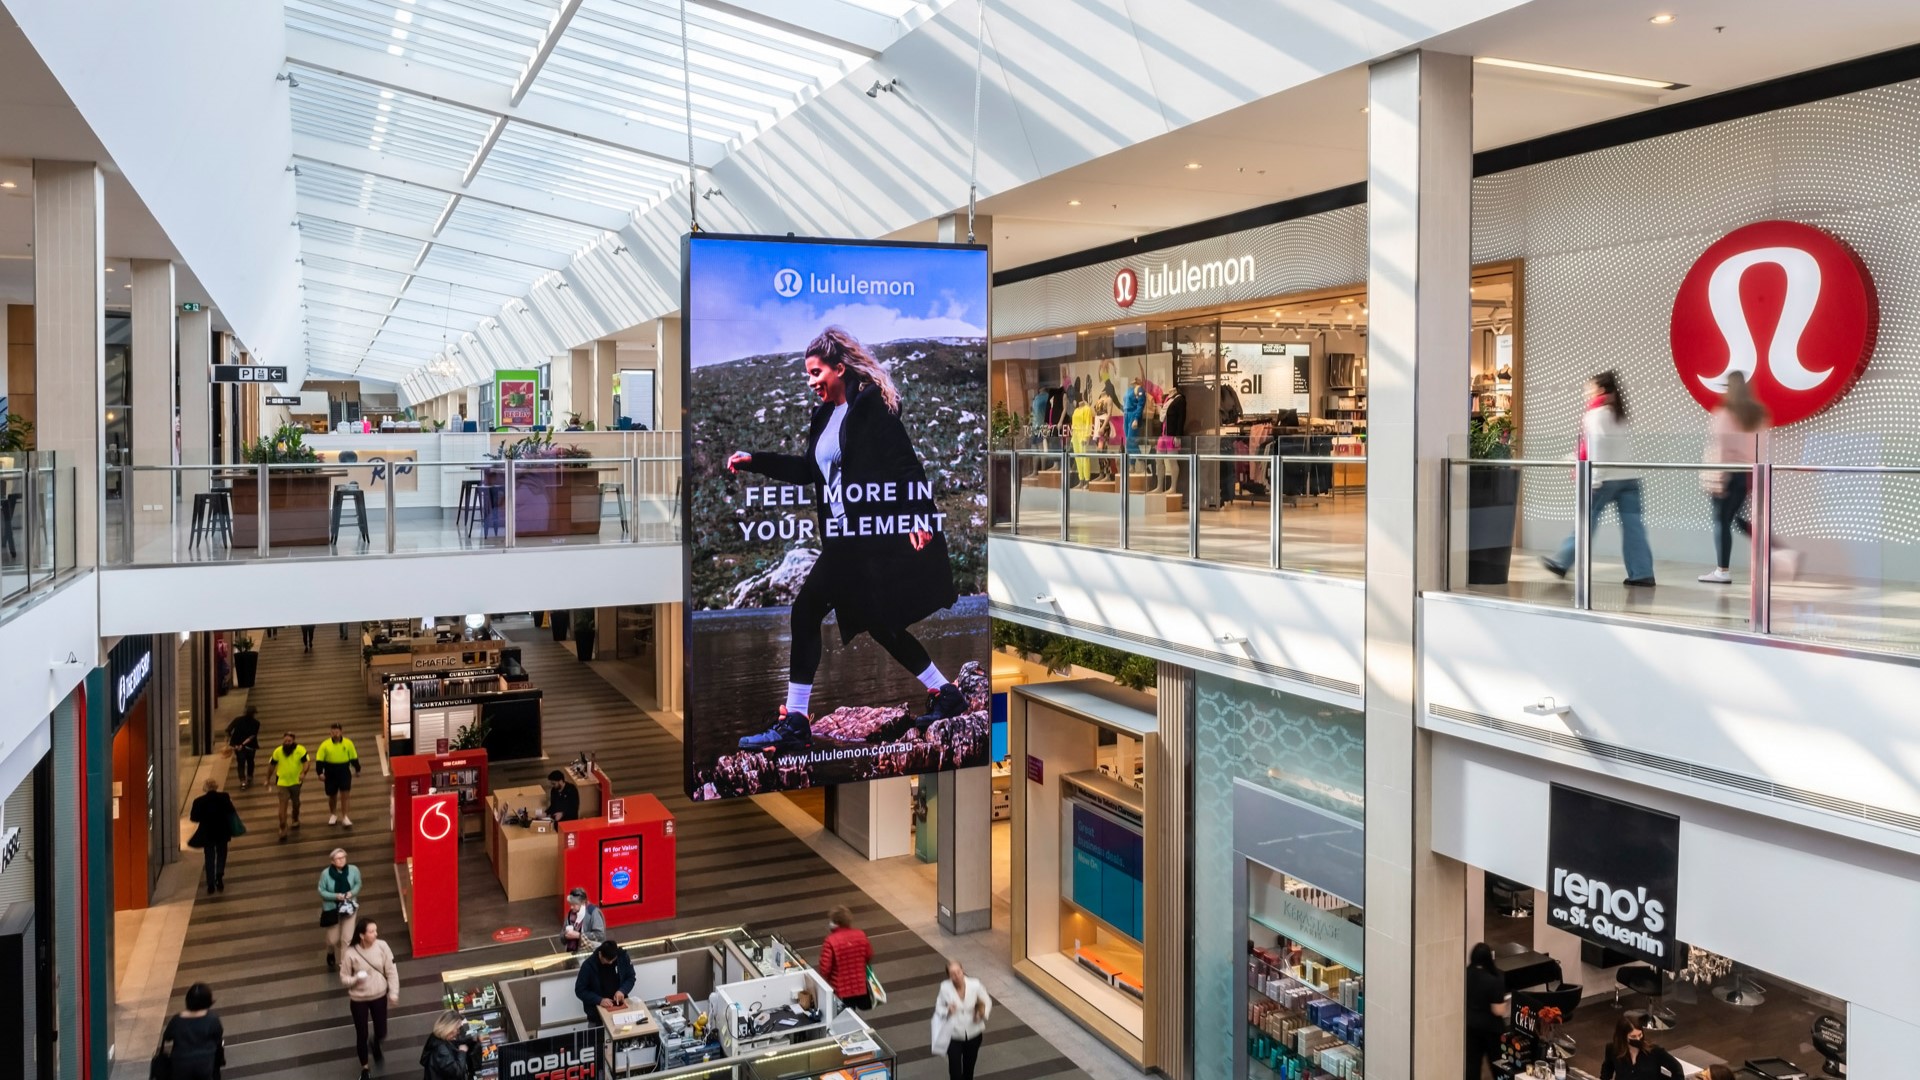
[931,960,992,1080]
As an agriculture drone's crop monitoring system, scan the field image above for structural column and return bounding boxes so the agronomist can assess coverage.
[930,209,994,935]
[178,309,211,499]
[569,347,593,427]
[1363,50,1473,1080]
[652,602,683,713]
[655,317,682,432]
[32,160,106,569]
[129,260,176,554]
[549,353,574,425]
[593,339,617,429]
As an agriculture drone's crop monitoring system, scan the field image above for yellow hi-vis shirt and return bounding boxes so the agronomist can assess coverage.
[316,737,359,767]
[270,744,308,787]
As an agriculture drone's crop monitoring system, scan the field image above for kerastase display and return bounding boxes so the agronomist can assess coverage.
[682,234,991,801]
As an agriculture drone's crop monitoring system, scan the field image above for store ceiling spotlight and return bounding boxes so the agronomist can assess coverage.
[866,78,899,98]
[1523,696,1573,717]
[1474,56,1684,91]
[1217,633,1248,645]
[1033,594,1057,604]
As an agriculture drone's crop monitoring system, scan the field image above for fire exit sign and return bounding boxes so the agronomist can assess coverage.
[179,302,203,313]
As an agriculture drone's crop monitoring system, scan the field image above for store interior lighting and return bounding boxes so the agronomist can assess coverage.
[1474,55,1685,91]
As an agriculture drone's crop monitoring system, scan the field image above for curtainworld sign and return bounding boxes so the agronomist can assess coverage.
[1547,784,1681,970]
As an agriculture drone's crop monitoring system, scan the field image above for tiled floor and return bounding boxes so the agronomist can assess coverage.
[121,621,1104,1079]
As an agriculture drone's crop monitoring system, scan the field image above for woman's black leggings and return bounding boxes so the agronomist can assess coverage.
[790,565,930,685]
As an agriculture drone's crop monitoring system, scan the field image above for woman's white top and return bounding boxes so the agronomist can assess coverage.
[816,402,848,519]
[935,976,993,1041]
[1580,403,1633,465]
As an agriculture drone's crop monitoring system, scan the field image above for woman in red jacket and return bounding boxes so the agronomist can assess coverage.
[818,906,874,1011]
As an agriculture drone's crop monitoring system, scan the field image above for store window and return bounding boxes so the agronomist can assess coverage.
[1194,672,1364,1079]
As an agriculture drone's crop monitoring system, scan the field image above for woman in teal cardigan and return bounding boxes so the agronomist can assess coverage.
[318,847,363,971]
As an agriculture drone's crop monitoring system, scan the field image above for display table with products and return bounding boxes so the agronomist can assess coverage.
[483,766,611,902]
[438,926,894,1080]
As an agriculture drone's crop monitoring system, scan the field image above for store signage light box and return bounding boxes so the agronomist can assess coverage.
[212,365,287,383]
[1546,784,1681,970]
[1670,219,1877,427]
[681,234,991,802]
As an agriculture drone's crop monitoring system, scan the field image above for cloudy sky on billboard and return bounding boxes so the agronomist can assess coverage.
[687,237,987,367]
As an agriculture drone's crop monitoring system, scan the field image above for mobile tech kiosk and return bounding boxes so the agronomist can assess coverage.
[439,926,896,1079]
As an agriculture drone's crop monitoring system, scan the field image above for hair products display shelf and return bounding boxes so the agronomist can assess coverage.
[1246,946,1364,1080]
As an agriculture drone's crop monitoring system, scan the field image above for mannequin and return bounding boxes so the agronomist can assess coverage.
[1070,396,1095,486]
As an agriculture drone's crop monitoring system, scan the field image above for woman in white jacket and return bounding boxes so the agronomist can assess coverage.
[932,960,992,1080]
[1543,371,1655,586]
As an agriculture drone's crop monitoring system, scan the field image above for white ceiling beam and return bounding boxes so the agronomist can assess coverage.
[512,0,587,107]
[693,0,892,58]
[461,117,507,188]
[299,261,518,311]
[287,29,728,168]
[296,201,571,270]
[292,135,631,232]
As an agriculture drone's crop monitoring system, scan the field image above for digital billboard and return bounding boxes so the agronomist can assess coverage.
[682,234,990,801]
[600,837,641,906]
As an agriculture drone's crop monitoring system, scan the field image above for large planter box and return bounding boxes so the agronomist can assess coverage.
[483,467,603,538]
[228,472,339,547]
[1464,465,1521,585]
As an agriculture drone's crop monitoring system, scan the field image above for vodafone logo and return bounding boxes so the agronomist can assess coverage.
[418,800,453,843]
[1670,220,1876,426]
[1113,268,1138,308]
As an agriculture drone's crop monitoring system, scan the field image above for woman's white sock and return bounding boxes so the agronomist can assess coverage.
[785,683,813,715]
[916,663,949,691]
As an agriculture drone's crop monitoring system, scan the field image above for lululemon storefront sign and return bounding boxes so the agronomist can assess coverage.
[1670,219,1877,426]
[1116,255,1257,309]
[1546,784,1681,969]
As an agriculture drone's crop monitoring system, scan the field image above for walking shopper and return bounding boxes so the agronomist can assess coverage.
[1464,942,1510,1079]
[818,906,874,1010]
[574,940,636,1027]
[187,780,239,895]
[318,847,363,971]
[300,624,316,651]
[1699,370,1772,584]
[932,959,992,1080]
[340,919,400,1079]
[316,723,362,827]
[1543,371,1655,587]
[420,1011,477,1080]
[561,887,607,953]
[224,706,260,789]
[270,732,310,841]
[156,982,225,1080]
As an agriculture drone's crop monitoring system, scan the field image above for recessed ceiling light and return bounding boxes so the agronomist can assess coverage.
[1649,13,1676,24]
[1067,199,1081,206]
[105,267,115,272]
[1475,56,1683,91]
[1183,162,1202,170]
[0,181,14,189]
[1360,106,1370,114]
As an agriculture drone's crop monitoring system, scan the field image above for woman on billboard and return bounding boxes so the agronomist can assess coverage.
[726,326,964,753]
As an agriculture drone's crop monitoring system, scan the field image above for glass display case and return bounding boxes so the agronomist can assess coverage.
[1244,865,1365,1079]
[740,1029,895,1080]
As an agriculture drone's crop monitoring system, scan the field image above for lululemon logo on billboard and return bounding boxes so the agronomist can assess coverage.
[772,268,804,298]
[1546,785,1682,969]
[1114,267,1138,308]
[1670,220,1876,426]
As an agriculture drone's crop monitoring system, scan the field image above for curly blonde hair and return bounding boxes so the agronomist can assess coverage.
[807,327,900,414]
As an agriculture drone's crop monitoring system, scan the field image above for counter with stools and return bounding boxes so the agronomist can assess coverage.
[1615,963,1677,1030]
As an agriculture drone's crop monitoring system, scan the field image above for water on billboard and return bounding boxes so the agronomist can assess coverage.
[683,236,991,801]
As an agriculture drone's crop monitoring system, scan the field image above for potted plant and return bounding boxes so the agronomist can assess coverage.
[548,609,571,642]
[1465,413,1520,585]
[571,608,596,662]
[0,414,35,454]
[233,633,259,688]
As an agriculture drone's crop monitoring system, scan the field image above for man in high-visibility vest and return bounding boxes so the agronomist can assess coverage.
[269,733,310,842]
[315,723,363,828]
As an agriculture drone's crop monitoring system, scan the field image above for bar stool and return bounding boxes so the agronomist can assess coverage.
[330,484,369,548]
[190,489,233,548]
[469,482,505,539]
[599,482,629,536]
[455,479,483,532]
[1,492,19,559]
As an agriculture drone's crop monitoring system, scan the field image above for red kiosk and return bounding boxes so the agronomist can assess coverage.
[391,749,491,860]
[558,793,677,929]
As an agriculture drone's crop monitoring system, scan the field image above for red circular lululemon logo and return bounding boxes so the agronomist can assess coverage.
[1113,267,1138,308]
[1669,220,1876,427]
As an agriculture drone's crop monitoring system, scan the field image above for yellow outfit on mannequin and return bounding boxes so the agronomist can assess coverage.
[1071,402,1095,483]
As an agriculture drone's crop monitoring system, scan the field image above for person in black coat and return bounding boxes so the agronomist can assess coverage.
[575,941,637,1027]
[1600,1013,1684,1080]
[1464,943,1509,1079]
[727,326,965,753]
[420,1011,477,1080]
[187,780,238,894]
